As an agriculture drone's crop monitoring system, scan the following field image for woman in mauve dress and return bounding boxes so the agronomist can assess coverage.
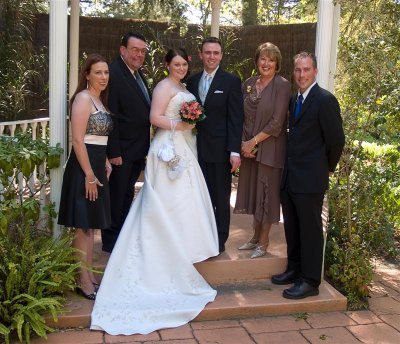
[234,42,291,259]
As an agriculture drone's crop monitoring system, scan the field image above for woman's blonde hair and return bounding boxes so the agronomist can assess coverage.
[254,42,282,73]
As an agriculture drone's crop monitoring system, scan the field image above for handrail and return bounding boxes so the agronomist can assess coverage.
[0,117,50,126]
[0,117,49,138]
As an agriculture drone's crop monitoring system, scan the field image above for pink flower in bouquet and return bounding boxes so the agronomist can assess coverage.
[179,100,206,124]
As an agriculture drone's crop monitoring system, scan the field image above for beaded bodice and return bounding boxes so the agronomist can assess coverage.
[86,110,113,136]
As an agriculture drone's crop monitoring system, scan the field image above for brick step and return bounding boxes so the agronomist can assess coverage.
[94,222,288,284]
[46,280,346,328]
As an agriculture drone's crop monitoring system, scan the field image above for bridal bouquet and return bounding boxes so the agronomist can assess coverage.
[179,100,206,124]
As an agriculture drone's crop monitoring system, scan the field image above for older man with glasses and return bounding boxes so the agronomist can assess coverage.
[102,32,151,253]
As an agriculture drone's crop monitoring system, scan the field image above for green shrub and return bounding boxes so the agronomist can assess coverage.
[0,225,78,344]
[0,133,79,343]
[0,133,63,235]
[326,141,400,308]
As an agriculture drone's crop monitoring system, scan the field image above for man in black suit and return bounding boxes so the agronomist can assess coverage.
[271,52,345,299]
[187,37,244,253]
[102,32,151,253]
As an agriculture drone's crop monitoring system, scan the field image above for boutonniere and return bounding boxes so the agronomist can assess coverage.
[246,85,252,94]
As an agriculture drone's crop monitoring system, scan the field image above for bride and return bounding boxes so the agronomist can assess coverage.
[90,48,219,335]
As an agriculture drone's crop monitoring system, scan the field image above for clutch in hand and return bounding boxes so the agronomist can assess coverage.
[157,137,186,180]
[157,141,175,162]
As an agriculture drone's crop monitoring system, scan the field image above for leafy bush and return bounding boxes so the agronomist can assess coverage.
[0,226,78,344]
[0,133,62,235]
[326,141,400,308]
[329,1,399,307]
[0,133,79,344]
[142,39,168,91]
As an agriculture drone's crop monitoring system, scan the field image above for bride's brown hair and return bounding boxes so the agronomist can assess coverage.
[165,48,190,81]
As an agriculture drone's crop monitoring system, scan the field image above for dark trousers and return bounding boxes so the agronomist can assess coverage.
[101,159,143,252]
[280,187,324,286]
[199,159,232,248]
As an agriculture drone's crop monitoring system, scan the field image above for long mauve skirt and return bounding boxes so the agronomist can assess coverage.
[234,157,282,225]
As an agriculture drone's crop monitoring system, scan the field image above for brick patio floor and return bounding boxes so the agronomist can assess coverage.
[27,259,399,344]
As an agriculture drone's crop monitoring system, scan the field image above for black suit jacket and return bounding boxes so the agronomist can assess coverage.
[281,83,345,193]
[107,56,151,162]
[186,68,244,163]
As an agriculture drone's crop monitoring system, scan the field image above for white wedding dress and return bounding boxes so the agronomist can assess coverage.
[90,91,219,335]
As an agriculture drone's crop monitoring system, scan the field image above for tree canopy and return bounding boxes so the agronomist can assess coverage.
[80,0,316,25]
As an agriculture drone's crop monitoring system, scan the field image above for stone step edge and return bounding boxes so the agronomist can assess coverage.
[195,257,287,284]
[45,280,347,328]
[93,256,289,285]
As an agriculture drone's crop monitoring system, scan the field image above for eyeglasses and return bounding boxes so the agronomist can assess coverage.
[128,47,148,55]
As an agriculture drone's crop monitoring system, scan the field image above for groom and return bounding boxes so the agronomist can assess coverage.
[187,37,244,253]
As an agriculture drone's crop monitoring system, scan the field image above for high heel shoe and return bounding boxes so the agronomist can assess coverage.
[250,244,268,259]
[238,241,258,250]
[76,287,96,300]
[92,282,100,293]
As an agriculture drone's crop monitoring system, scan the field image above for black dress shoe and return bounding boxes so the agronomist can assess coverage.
[282,280,319,299]
[102,246,112,253]
[76,287,96,300]
[271,270,299,285]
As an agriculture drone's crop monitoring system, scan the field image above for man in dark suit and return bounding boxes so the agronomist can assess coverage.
[187,37,244,253]
[271,52,345,299]
[102,32,151,253]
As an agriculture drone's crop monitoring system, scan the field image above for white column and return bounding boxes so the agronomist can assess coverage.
[328,5,340,92]
[49,0,68,238]
[68,0,80,153]
[315,0,341,281]
[315,0,340,92]
[69,0,80,99]
[210,0,223,38]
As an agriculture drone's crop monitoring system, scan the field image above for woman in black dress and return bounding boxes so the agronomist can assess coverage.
[58,54,113,300]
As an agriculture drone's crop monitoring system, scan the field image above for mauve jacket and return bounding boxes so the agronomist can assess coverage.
[242,74,291,169]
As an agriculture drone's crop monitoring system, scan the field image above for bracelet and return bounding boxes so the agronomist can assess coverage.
[85,177,97,184]
[253,136,258,145]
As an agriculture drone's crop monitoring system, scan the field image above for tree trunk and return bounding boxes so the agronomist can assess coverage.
[242,0,258,26]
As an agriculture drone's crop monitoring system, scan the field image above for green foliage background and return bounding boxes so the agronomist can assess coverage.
[325,0,400,307]
[0,0,48,121]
